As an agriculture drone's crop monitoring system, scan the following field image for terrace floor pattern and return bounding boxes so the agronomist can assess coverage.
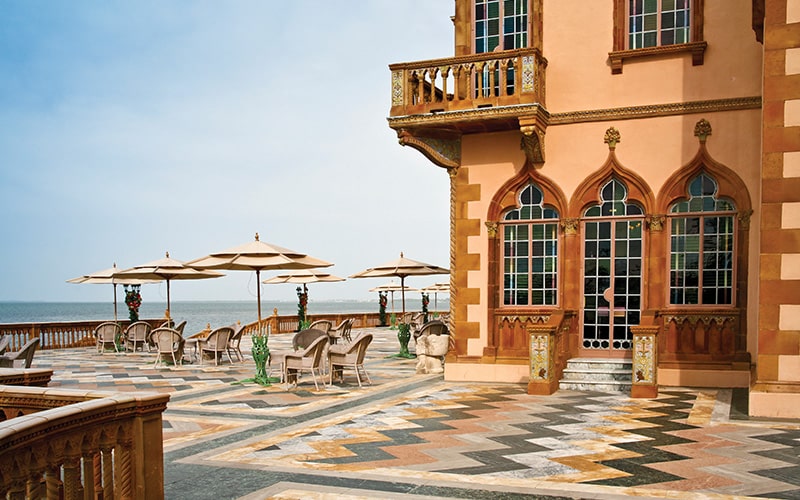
[28,328,800,500]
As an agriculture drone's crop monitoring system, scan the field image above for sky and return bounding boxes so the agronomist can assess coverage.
[0,1,455,304]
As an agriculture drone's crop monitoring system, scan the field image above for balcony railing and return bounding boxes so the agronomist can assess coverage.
[0,386,169,499]
[389,48,547,118]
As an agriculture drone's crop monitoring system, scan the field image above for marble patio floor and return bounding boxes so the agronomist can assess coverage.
[28,328,800,500]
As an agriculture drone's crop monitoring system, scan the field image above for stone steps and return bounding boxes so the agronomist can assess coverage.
[559,357,632,393]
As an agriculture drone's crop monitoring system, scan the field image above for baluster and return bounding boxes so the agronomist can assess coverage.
[118,442,133,499]
[430,67,440,103]
[45,465,61,499]
[440,66,450,104]
[498,59,507,97]
[416,70,426,105]
[101,444,114,500]
[63,456,82,500]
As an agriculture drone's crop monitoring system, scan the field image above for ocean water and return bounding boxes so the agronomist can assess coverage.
[0,299,448,336]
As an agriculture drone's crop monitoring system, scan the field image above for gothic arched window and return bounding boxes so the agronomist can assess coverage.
[501,183,559,306]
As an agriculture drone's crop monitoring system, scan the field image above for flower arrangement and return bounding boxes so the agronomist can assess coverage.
[378,291,388,326]
[296,286,308,331]
[124,284,142,322]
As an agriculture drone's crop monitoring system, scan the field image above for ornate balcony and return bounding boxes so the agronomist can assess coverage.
[388,48,548,168]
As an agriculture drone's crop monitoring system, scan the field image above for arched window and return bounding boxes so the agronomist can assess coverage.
[501,183,559,306]
[668,173,736,305]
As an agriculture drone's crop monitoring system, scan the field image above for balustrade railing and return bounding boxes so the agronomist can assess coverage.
[0,386,169,499]
[389,48,547,116]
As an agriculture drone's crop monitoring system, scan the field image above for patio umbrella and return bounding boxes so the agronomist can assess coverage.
[369,280,419,315]
[263,269,345,317]
[112,252,224,318]
[186,233,332,330]
[350,253,449,319]
[420,282,450,310]
[67,263,158,321]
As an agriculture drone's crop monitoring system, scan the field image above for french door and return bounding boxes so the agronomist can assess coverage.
[582,217,643,357]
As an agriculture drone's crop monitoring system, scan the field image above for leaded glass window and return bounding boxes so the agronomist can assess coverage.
[629,0,691,49]
[475,0,528,96]
[669,173,736,305]
[502,183,559,306]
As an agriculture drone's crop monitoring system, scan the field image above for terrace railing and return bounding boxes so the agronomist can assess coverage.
[389,48,547,117]
[0,386,169,499]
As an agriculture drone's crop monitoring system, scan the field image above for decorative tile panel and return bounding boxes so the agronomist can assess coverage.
[391,70,404,107]
[521,56,535,93]
[529,332,550,380]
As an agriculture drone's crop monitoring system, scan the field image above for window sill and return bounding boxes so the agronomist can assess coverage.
[608,41,707,74]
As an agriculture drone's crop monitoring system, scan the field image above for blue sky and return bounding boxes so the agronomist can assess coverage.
[0,1,454,304]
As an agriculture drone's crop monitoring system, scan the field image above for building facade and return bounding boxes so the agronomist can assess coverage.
[388,0,800,418]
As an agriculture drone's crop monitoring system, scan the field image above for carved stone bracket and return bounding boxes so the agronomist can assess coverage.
[519,110,549,168]
[397,128,461,168]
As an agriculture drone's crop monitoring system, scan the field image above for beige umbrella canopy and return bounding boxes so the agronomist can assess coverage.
[369,280,419,315]
[67,263,159,321]
[263,269,345,316]
[420,282,450,310]
[350,252,449,318]
[186,233,332,328]
[113,253,224,318]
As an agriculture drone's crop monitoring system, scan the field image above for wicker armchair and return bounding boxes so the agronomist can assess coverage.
[0,337,40,368]
[199,326,234,365]
[328,332,373,387]
[95,321,122,353]
[151,328,186,367]
[226,323,245,362]
[124,321,151,352]
[328,318,353,344]
[283,335,329,390]
[307,319,332,335]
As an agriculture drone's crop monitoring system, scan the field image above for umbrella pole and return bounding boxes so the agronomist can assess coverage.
[166,279,171,319]
[113,283,118,322]
[256,270,262,332]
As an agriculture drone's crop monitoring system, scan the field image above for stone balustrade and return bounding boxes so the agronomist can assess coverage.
[389,48,547,116]
[0,386,169,499]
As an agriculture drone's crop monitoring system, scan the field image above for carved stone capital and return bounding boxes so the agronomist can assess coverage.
[485,221,498,238]
[738,209,753,230]
[646,214,666,231]
[397,128,461,169]
[561,217,579,235]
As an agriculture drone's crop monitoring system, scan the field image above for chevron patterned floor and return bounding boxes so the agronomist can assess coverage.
[29,328,800,500]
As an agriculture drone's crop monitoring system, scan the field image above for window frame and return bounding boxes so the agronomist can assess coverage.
[666,174,737,307]
[472,0,531,54]
[499,183,560,308]
[609,0,706,74]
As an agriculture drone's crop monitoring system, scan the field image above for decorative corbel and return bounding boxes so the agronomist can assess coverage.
[396,128,461,169]
[738,209,753,230]
[519,110,549,169]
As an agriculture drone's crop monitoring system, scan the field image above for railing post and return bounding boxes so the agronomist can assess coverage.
[527,325,558,395]
[631,324,660,398]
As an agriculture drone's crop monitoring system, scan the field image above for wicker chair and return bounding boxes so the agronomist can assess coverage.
[95,321,122,353]
[0,337,40,368]
[328,332,373,387]
[124,321,151,352]
[307,319,332,335]
[199,326,234,365]
[292,328,328,351]
[328,318,353,344]
[283,335,329,390]
[0,335,10,356]
[151,328,186,367]
[226,323,245,362]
